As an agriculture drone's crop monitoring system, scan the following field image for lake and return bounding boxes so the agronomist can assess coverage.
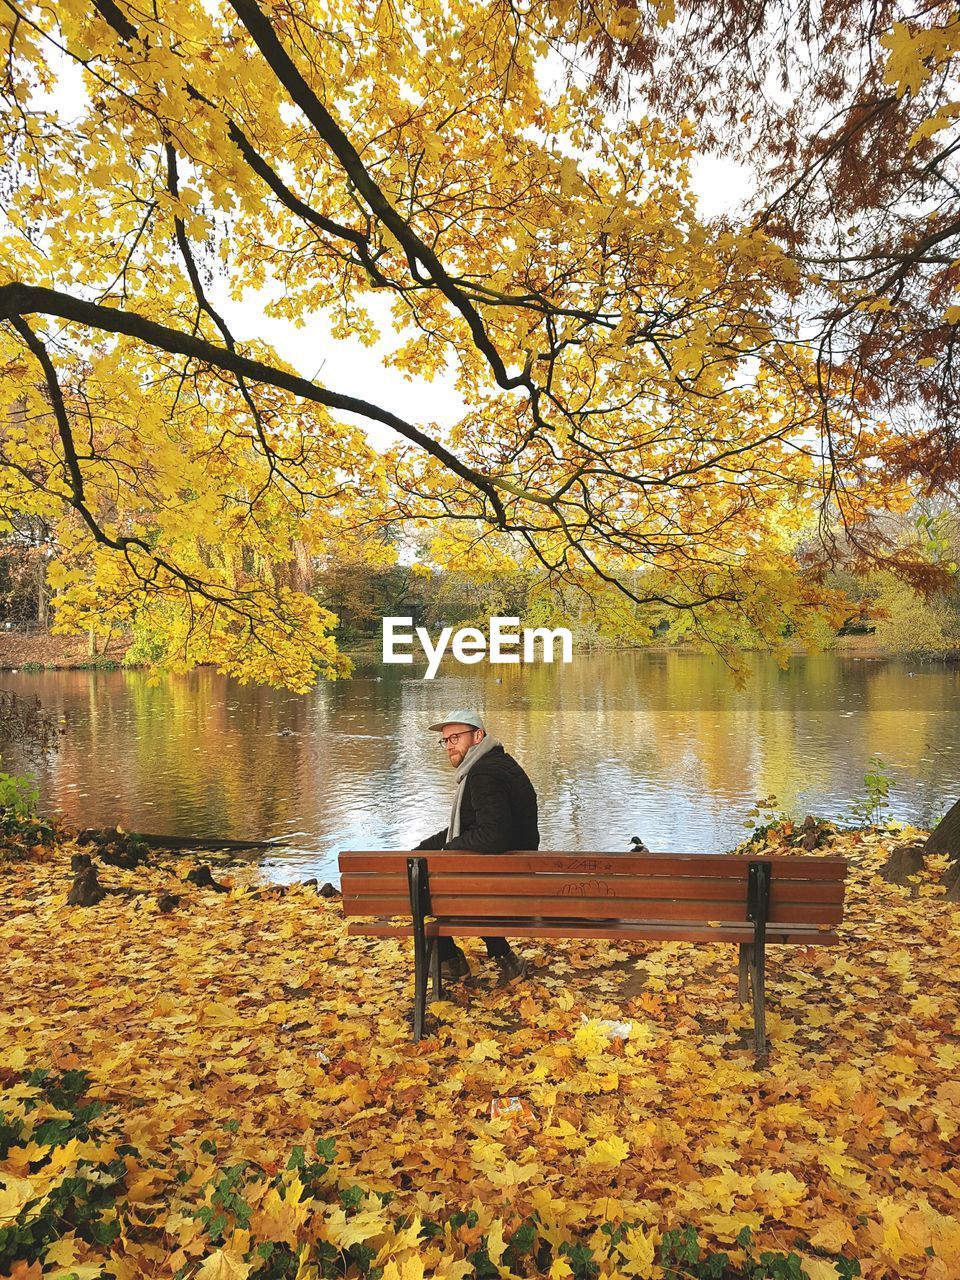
[1,651,957,883]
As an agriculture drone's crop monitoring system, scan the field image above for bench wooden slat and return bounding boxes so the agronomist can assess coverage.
[341,892,845,925]
[347,919,840,945]
[339,851,848,880]
[429,874,845,904]
[341,872,845,907]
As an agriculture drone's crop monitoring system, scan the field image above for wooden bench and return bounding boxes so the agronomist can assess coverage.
[338,850,848,1055]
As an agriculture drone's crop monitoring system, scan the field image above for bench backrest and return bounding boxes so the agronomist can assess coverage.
[339,850,847,941]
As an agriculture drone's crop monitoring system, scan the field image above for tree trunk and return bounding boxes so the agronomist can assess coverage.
[925,798,960,860]
[37,566,49,629]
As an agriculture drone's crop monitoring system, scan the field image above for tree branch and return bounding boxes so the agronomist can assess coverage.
[0,281,509,526]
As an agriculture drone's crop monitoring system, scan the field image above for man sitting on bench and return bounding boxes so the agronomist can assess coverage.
[415,709,538,984]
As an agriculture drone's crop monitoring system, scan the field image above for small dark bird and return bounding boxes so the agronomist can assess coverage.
[185,864,229,892]
[67,865,106,907]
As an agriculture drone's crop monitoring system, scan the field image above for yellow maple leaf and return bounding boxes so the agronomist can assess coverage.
[872,1195,919,1263]
[379,1214,423,1257]
[485,1217,508,1268]
[808,1215,855,1253]
[195,1248,253,1280]
[585,1136,630,1167]
[249,1184,311,1244]
[752,1168,807,1209]
[694,1166,751,1213]
[616,1224,658,1275]
[203,1000,241,1025]
[0,1173,36,1222]
[40,1231,103,1277]
[435,1262,474,1280]
[43,1232,82,1268]
[485,1159,539,1188]
[381,1255,425,1280]
[909,102,960,146]
[325,1206,391,1248]
[467,1039,502,1063]
[797,1257,841,1280]
[559,157,579,196]
[881,22,931,96]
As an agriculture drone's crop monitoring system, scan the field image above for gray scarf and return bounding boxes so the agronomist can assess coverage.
[448,735,501,839]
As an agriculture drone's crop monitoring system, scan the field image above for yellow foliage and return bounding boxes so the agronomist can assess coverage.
[0,0,922,677]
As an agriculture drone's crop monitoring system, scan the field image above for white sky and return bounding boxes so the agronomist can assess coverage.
[209,285,469,449]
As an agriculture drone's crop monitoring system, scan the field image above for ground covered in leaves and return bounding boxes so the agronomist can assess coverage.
[2,827,959,1280]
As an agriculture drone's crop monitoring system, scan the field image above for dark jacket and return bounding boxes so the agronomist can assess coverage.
[416,744,539,853]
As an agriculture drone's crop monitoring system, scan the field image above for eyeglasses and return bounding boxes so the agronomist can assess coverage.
[439,730,477,748]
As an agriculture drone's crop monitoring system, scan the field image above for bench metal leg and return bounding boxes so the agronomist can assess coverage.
[412,942,427,1041]
[430,935,442,1001]
[750,940,767,1057]
[411,936,442,1041]
[407,857,431,1042]
[738,944,751,1003]
[747,862,771,1059]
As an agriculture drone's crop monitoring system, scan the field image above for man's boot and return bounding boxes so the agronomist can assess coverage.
[493,946,528,985]
[441,945,471,981]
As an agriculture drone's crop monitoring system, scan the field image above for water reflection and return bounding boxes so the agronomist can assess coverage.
[1,653,957,883]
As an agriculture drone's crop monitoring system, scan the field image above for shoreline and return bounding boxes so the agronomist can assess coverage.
[0,630,132,671]
[1,628,957,672]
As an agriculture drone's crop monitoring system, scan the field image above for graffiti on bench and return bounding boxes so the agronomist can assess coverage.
[559,879,615,898]
[559,858,615,874]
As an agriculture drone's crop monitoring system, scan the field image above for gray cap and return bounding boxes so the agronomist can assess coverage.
[426,709,486,733]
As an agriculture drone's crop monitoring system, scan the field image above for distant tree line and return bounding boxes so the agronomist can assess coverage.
[309,505,960,656]
[3,506,958,657]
